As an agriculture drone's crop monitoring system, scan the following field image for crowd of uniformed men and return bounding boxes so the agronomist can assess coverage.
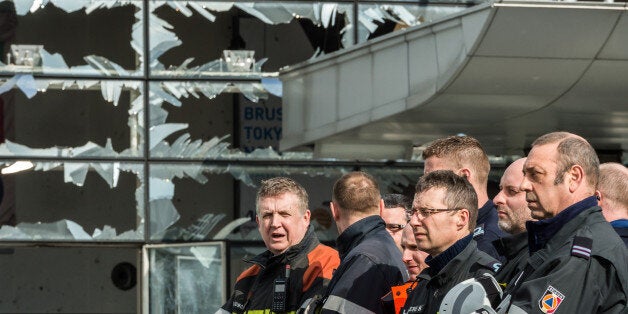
[217,131,628,314]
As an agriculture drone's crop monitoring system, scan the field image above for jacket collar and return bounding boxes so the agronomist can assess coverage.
[493,232,528,259]
[336,215,385,259]
[250,225,318,267]
[526,196,597,254]
[611,219,628,229]
[425,233,473,274]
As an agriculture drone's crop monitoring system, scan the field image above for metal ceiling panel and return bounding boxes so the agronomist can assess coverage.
[475,2,624,58]
[446,56,590,95]
[338,53,373,119]
[598,10,628,59]
[373,37,410,108]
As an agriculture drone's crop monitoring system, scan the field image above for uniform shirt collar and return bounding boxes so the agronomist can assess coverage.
[336,215,384,259]
[251,225,316,266]
[425,233,473,274]
[526,196,597,253]
[611,219,628,228]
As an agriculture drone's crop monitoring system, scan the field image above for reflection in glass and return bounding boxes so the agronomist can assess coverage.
[146,243,226,314]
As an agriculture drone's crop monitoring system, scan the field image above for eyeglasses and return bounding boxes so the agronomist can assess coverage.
[406,207,462,218]
[385,223,406,232]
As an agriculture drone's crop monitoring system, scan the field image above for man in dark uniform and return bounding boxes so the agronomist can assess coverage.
[382,193,412,251]
[318,171,408,313]
[497,132,628,313]
[422,135,506,261]
[218,177,340,314]
[492,158,535,284]
[401,170,501,314]
[597,162,628,246]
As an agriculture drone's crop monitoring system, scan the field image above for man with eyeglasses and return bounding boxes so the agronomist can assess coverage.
[422,135,506,262]
[382,193,412,251]
[401,170,501,314]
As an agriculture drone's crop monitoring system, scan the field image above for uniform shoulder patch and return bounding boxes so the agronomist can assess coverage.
[538,285,565,313]
[473,224,485,238]
[490,262,502,273]
[571,236,593,259]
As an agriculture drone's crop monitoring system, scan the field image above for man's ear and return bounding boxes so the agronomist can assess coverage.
[459,168,471,181]
[457,209,470,231]
[255,214,260,226]
[330,202,340,220]
[303,209,311,222]
[567,165,585,193]
[379,198,385,216]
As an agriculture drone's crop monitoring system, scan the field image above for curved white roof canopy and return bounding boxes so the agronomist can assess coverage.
[279,0,628,160]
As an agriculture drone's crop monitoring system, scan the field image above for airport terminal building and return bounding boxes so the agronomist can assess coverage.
[0,0,626,312]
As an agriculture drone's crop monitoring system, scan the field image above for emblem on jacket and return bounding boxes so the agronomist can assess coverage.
[473,224,485,238]
[538,285,564,313]
[232,301,245,310]
[491,262,502,273]
[401,304,424,313]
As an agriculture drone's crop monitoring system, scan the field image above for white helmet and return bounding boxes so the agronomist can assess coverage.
[439,274,502,314]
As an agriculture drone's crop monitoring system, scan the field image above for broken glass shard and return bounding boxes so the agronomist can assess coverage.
[149,123,188,150]
[190,246,219,268]
[213,217,251,239]
[150,199,181,236]
[64,162,89,186]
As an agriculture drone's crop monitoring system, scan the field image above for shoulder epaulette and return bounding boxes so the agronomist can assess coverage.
[571,236,593,259]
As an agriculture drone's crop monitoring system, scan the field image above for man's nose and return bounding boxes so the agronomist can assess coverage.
[494,190,505,205]
[519,176,531,192]
[270,213,282,227]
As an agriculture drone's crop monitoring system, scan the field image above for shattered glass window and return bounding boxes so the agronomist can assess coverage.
[0,78,144,157]
[148,81,234,159]
[149,82,284,158]
[0,0,144,77]
[149,164,235,241]
[149,1,354,77]
[357,3,473,43]
[0,160,144,241]
[150,163,348,241]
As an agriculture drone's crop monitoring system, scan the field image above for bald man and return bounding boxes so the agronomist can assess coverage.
[496,132,627,313]
[597,162,628,246]
[491,158,535,283]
